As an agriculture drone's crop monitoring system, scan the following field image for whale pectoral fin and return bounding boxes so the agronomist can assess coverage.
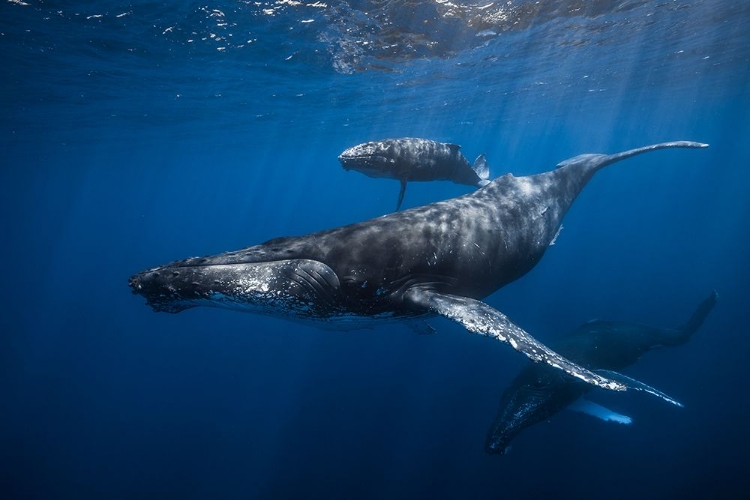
[396,180,407,211]
[594,369,684,407]
[555,141,709,172]
[567,398,632,425]
[402,288,625,391]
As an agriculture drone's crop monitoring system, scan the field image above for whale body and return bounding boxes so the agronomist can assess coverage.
[485,290,718,454]
[130,141,709,393]
[338,137,489,210]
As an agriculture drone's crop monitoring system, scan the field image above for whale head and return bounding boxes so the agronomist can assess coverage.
[129,257,342,318]
[338,141,397,178]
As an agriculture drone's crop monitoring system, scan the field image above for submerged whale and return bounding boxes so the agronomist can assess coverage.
[338,138,489,210]
[485,290,718,454]
[129,141,708,392]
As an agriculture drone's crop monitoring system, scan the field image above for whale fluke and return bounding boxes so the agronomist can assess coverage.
[678,289,718,337]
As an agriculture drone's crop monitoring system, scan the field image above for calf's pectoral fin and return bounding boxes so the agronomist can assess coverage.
[396,179,407,211]
[402,288,626,391]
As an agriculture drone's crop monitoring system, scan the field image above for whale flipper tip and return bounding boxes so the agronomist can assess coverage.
[404,288,627,392]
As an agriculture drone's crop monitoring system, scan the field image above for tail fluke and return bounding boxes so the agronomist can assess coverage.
[473,154,490,186]
[679,290,719,336]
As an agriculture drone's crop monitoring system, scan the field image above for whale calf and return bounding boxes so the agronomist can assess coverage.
[485,290,718,454]
[338,137,489,210]
[130,141,708,393]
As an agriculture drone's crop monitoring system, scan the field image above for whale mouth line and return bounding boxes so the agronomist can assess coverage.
[340,154,386,161]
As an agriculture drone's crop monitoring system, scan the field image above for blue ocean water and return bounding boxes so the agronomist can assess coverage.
[2,1,749,498]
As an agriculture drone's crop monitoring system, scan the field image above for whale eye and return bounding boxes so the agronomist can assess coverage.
[532,377,548,388]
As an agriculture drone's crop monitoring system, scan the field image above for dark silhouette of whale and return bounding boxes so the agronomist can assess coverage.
[485,290,718,454]
[338,138,489,210]
[129,141,708,392]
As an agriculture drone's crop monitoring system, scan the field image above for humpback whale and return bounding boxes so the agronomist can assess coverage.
[129,141,708,393]
[485,290,718,454]
[338,138,489,210]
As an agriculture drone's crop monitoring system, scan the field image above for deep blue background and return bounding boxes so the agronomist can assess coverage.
[2,1,749,499]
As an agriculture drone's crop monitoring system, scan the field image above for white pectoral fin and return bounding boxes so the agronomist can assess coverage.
[402,288,626,392]
[594,370,684,408]
[568,398,632,425]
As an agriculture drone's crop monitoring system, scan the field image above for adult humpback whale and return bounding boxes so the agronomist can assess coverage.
[338,138,489,210]
[129,141,708,392]
[485,290,718,454]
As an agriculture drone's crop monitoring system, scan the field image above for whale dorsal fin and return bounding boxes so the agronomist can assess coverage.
[447,143,461,152]
[556,153,603,169]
